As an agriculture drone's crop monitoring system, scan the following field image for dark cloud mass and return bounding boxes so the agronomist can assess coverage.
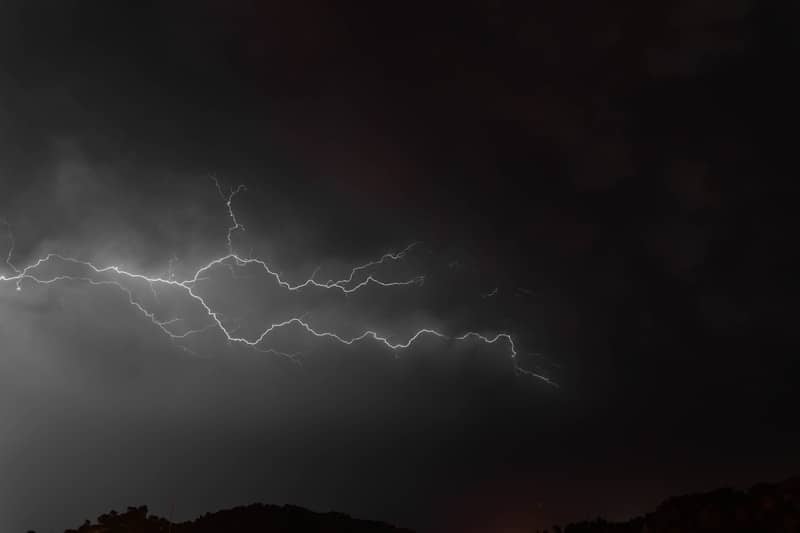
[1,2,798,532]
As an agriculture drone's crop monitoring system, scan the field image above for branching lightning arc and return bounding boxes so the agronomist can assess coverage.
[0,180,556,386]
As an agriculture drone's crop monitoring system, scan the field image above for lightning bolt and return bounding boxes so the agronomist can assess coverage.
[0,181,556,387]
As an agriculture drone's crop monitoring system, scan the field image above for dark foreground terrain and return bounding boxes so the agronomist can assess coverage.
[54,477,800,532]
[543,476,800,533]
[61,504,412,533]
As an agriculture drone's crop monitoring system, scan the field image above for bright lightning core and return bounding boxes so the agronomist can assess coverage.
[0,180,557,387]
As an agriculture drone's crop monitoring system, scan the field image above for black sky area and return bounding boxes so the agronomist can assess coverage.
[0,2,798,532]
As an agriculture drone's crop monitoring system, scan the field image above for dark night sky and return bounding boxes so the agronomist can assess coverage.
[0,2,798,532]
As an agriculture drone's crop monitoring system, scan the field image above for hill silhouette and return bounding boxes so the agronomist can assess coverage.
[50,477,800,532]
[541,476,800,533]
[59,503,412,533]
